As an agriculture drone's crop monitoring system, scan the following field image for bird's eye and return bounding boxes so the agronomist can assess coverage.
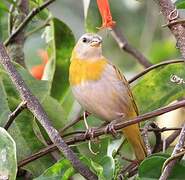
[82,37,87,43]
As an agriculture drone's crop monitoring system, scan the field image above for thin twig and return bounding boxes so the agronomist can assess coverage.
[162,19,185,27]
[159,123,185,180]
[59,112,89,135]
[129,59,184,84]
[143,127,182,132]
[4,0,56,46]
[25,19,51,38]
[142,122,153,155]
[4,101,27,130]
[162,148,185,172]
[154,0,185,178]
[7,0,29,67]
[0,43,97,180]
[111,26,152,68]
[18,99,185,167]
[154,130,181,153]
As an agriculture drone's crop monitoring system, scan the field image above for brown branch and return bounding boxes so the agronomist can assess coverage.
[111,26,152,68]
[159,124,185,180]
[59,112,89,135]
[4,0,56,46]
[0,43,97,180]
[154,0,185,178]
[157,0,185,58]
[4,101,27,130]
[154,129,181,153]
[18,99,185,167]
[128,59,184,84]
[142,122,153,155]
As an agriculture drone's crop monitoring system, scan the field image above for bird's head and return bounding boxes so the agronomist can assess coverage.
[73,33,103,60]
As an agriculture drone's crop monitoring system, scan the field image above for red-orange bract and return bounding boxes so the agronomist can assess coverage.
[96,0,116,29]
[30,49,48,80]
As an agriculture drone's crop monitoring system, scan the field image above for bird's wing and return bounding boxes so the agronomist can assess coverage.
[107,60,139,116]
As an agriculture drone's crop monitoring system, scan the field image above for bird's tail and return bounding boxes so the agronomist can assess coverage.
[122,123,147,162]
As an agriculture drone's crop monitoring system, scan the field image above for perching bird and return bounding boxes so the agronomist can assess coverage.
[69,33,147,161]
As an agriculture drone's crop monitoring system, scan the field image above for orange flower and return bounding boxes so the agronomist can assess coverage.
[96,0,116,29]
[30,49,48,80]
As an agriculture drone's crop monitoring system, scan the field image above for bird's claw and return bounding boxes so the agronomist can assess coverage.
[84,127,96,139]
[105,122,117,137]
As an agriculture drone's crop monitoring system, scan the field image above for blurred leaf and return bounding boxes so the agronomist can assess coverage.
[0,2,9,12]
[149,40,179,64]
[0,127,17,180]
[138,154,185,179]
[0,63,50,103]
[133,63,185,114]
[43,18,75,102]
[42,95,67,129]
[34,159,75,180]
[85,0,101,32]
[175,0,185,9]
[0,78,11,127]
[8,108,54,177]
[35,95,67,142]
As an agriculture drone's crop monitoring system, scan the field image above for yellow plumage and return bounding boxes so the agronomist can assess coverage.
[69,33,147,162]
[69,58,107,85]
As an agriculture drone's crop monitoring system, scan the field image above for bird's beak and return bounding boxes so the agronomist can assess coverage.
[90,38,102,47]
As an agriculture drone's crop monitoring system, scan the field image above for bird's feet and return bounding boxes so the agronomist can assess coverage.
[84,127,96,139]
[104,121,117,137]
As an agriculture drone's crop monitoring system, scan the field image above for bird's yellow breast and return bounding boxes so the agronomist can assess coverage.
[69,58,107,86]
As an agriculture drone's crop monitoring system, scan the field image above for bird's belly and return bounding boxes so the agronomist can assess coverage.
[71,79,131,122]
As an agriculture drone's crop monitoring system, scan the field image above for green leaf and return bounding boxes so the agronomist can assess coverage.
[0,63,50,103]
[0,78,11,127]
[43,17,75,102]
[0,2,9,12]
[175,0,185,9]
[35,95,67,142]
[84,0,101,32]
[34,159,75,180]
[138,154,185,179]
[133,63,185,114]
[0,65,53,176]
[99,156,114,180]
[0,127,17,180]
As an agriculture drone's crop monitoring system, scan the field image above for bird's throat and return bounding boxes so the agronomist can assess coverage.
[69,58,107,86]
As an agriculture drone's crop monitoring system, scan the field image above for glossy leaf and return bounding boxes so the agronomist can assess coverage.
[0,78,11,127]
[0,65,53,176]
[34,159,75,180]
[138,154,185,179]
[99,156,114,180]
[0,127,17,180]
[132,63,185,114]
[43,18,75,102]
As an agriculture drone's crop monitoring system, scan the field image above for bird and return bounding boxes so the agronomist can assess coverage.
[69,33,147,162]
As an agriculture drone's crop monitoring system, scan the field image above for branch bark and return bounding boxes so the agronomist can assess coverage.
[4,0,55,46]
[153,0,185,179]
[0,43,97,180]
[157,0,185,58]
[7,0,29,67]
[18,99,185,167]
[128,59,184,84]
[4,101,26,130]
[159,125,185,180]
[111,26,152,68]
